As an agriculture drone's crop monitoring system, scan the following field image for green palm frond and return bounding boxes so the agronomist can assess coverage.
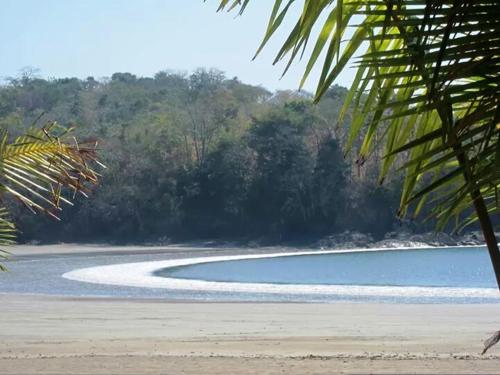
[216,0,500,231]
[0,207,16,271]
[0,121,104,270]
[0,122,103,218]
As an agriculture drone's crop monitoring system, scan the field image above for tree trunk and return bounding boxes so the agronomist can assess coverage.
[454,149,500,290]
[473,194,500,291]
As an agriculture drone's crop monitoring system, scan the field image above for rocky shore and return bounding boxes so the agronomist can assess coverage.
[22,230,494,254]
[191,230,491,251]
[314,230,490,250]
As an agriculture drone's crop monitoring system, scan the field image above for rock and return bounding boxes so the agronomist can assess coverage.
[316,231,374,249]
[315,230,486,250]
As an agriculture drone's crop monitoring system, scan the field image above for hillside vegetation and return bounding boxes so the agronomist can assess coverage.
[1,69,434,244]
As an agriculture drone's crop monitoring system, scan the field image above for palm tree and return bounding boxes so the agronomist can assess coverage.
[216,0,500,354]
[215,0,500,289]
[0,121,102,269]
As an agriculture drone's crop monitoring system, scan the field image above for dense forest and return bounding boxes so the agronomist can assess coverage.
[0,68,436,244]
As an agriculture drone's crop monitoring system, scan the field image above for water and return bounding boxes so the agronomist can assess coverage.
[159,247,497,288]
[1,246,499,303]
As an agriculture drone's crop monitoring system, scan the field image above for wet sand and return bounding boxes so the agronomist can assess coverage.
[1,244,499,374]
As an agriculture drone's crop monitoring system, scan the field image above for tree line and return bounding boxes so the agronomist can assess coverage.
[0,68,427,244]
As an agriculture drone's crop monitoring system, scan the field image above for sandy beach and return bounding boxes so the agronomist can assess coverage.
[1,245,499,374]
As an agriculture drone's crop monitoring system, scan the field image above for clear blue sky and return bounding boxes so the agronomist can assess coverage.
[0,1,354,92]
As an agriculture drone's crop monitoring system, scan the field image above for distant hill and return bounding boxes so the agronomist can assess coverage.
[0,68,455,244]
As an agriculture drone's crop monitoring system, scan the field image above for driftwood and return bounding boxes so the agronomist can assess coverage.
[482,331,500,355]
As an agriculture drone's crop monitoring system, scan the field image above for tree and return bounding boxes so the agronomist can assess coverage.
[311,137,348,234]
[183,69,240,164]
[215,0,500,290]
[179,139,255,237]
[247,103,316,237]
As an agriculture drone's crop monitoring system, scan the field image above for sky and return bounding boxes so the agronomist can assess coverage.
[0,0,355,92]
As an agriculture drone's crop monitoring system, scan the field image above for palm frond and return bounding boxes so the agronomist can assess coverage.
[216,0,500,231]
[0,122,103,219]
[0,206,15,271]
[0,121,103,270]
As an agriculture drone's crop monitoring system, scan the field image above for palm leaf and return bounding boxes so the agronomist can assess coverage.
[0,206,15,271]
[216,0,500,231]
[0,122,103,218]
[0,121,103,270]
[216,0,500,288]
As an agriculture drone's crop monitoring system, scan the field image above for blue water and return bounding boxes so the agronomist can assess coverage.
[1,246,498,303]
[159,247,498,288]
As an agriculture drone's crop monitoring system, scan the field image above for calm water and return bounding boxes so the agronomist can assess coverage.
[1,246,498,303]
[159,247,498,288]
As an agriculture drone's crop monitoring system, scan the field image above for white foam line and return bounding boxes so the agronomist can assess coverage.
[62,247,500,299]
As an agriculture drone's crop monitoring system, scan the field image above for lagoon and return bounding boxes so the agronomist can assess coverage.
[2,245,499,303]
[158,246,496,288]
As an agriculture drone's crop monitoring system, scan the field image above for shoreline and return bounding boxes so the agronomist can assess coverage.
[2,244,500,374]
[62,246,499,301]
[9,239,488,257]
[4,243,498,304]
[4,243,496,303]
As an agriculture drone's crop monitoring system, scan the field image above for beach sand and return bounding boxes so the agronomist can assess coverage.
[1,244,499,374]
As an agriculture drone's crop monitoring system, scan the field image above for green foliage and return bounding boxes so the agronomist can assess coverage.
[1,69,406,244]
[311,138,348,231]
[0,207,15,271]
[216,0,500,231]
[247,103,316,235]
[179,139,255,236]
